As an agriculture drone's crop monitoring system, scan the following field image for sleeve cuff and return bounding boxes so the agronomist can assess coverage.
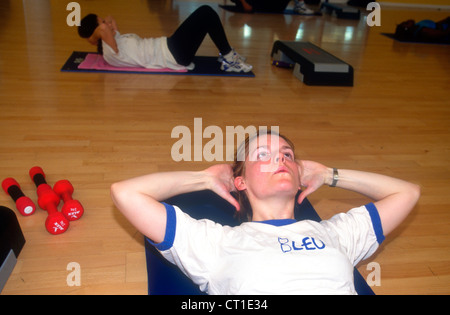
[365,203,385,244]
[146,202,177,251]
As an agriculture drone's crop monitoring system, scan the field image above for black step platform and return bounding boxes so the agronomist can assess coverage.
[321,1,361,20]
[271,41,353,86]
[0,206,26,293]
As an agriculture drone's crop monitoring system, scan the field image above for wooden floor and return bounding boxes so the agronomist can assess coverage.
[1,0,449,295]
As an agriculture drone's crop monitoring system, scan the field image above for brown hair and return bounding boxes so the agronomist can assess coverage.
[78,14,99,38]
[232,129,295,222]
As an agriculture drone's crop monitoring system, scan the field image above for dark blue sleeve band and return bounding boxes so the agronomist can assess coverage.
[365,203,385,244]
[146,202,177,251]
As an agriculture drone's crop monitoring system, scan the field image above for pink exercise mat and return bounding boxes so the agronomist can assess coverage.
[78,53,187,73]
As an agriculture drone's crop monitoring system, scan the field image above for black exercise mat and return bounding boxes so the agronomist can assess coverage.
[381,33,450,45]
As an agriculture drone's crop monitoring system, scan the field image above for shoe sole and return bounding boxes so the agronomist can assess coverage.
[222,67,252,73]
[221,64,252,73]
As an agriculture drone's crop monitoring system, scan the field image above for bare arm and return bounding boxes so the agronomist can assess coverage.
[111,165,239,244]
[298,160,420,236]
[88,21,118,53]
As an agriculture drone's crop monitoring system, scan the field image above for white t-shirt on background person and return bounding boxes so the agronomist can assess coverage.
[102,31,188,70]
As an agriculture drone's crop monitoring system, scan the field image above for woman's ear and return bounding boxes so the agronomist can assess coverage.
[234,176,246,191]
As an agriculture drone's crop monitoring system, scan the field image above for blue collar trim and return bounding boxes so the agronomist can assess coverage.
[256,219,297,226]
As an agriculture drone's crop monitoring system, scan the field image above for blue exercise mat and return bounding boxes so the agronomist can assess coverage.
[144,190,375,295]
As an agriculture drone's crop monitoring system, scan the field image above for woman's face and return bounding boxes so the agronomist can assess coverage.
[235,134,301,201]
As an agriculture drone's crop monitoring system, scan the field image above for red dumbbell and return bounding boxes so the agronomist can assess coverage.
[29,166,69,235]
[36,185,70,235]
[2,178,36,216]
[53,180,84,221]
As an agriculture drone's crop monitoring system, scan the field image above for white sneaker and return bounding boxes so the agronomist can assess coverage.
[218,50,247,63]
[221,50,252,73]
[294,2,315,15]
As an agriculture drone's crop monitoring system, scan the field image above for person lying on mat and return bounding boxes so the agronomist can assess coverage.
[395,17,450,43]
[111,130,420,294]
[231,0,314,15]
[78,5,252,72]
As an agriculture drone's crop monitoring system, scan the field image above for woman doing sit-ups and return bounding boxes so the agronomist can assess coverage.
[111,130,420,294]
[78,5,252,72]
[395,17,450,43]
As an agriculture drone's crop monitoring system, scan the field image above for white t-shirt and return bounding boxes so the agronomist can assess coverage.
[102,31,187,70]
[149,202,385,295]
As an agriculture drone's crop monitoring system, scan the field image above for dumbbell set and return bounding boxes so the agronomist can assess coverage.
[2,166,84,235]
